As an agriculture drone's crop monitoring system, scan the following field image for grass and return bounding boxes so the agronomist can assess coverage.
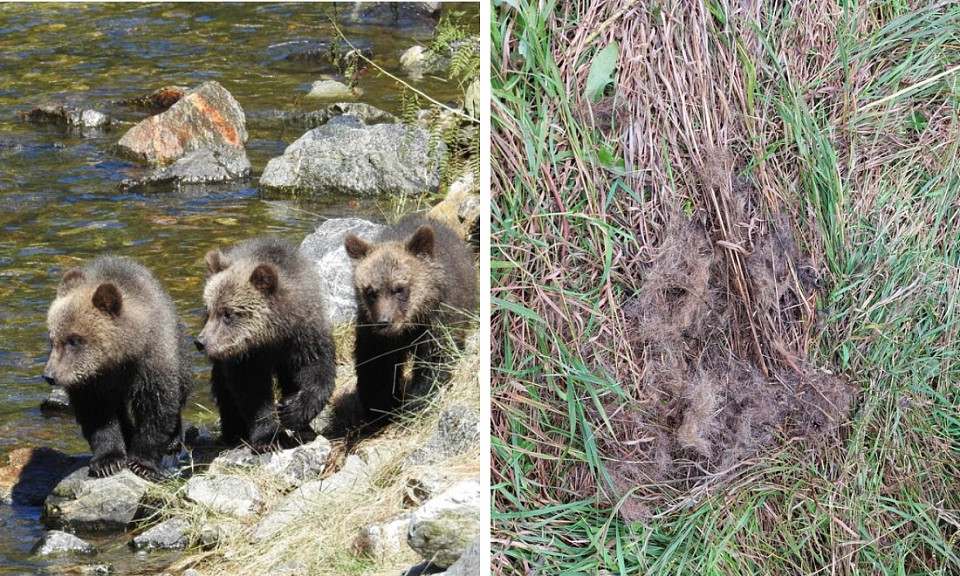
[492,0,960,574]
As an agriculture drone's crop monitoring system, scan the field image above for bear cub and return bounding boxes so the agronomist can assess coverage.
[344,216,477,424]
[44,256,189,479]
[196,236,336,452]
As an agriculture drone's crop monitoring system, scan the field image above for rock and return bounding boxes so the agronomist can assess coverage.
[131,517,190,551]
[43,467,150,532]
[341,2,441,27]
[444,536,481,576]
[275,39,373,74]
[20,104,113,135]
[118,144,251,192]
[353,514,410,558]
[282,102,397,130]
[405,406,481,466]
[210,436,332,490]
[400,46,443,79]
[115,86,188,112]
[404,471,453,507]
[260,117,443,196]
[33,530,95,556]
[252,455,372,542]
[184,475,263,518]
[306,80,357,99]
[117,80,247,165]
[0,447,86,507]
[198,523,225,550]
[427,172,480,246]
[299,218,386,323]
[407,478,481,568]
[40,385,72,415]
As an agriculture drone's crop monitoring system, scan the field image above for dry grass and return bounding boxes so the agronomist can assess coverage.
[493,0,960,573]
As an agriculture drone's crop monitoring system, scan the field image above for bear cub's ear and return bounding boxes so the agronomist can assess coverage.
[250,263,278,296]
[344,234,371,260]
[58,268,85,296]
[405,225,435,257]
[206,250,230,274]
[92,283,123,317]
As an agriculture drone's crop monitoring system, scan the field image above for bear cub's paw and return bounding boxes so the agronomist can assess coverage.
[89,451,127,478]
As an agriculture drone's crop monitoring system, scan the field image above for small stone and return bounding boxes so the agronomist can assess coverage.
[307,80,357,99]
[353,514,409,557]
[131,517,190,551]
[40,385,72,415]
[34,530,95,556]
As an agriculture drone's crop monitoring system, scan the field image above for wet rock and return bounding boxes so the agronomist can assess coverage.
[252,455,372,542]
[407,478,481,568]
[34,530,95,556]
[405,406,481,466]
[427,172,480,247]
[131,517,190,551]
[115,86,188,112]
[117,80,247,165]
[118,144,250,192]
[306,80,358,99]
[353,514,410,558]
[43,467,150,532]
[0,447,87,506]
[341,2,440,27]
[20,104,114,136]
[184,475,263,518]
[40,385,72,416]
[282,102,397,130]
[260,116,443,196]
[400,45,443,79]
[299,218,386,323]
[210,436,332,490]
[444,536,481,576]
[275,38,373,74]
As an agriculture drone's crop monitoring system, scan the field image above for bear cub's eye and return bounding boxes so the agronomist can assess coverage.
[221,309,238,326]
[363,287,377,301]
[392,285,408,297]
[65,335,83,349]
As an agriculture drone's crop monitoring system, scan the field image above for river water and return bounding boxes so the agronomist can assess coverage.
[0,3,475,572]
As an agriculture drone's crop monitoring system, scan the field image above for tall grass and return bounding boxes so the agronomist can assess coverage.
[492,0,960,573]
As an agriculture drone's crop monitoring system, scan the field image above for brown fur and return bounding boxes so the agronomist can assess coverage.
[197,236,336,451]
[342,216,477,427]
[44,256,189,479]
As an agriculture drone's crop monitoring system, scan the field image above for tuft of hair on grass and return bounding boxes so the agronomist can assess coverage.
[493,0,960,574]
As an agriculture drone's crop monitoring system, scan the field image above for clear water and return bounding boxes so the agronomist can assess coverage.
[0,3,477,572]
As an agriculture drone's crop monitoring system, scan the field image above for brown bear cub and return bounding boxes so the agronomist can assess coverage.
[44,256,189,479]
[196,236,336,452]
[344,216,477,425]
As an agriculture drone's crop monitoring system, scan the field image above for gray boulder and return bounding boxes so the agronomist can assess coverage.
[407,478,481,568]
[119,144,251,192]
[210,436,332,490]
[34,530,95,556]
[444,536,481,576]
[405,406,481,466]
[282,102,397,130]
[117,80,247,165]
[353,514,411,558]
[131,517,190,551]
[299,218,385,323]
[260,116,443,196]
[43,468,150,532]
[20,105,114,136]
[252,454,372,542]
[184,475,263,518]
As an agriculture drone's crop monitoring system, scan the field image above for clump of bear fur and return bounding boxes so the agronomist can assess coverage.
[197,236,336,452]
[344,216,477,427]
[44,256,189,479]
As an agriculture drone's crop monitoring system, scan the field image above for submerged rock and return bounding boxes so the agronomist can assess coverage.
[118,144,251,192]
[260,116,443,195]
[34,530,95,556]
[299,218,386,324]
[306,80,358,99]
[407,477,481,568]
[117,80,247,165]
[115,85,188,112]
[43,467,150,532]
[20,104,114,136]
[281,102,398,130]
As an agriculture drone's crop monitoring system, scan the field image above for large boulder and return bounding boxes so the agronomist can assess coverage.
[260,115,443,196]
[299,218,386,323]
[42,468,150,532]
[406,478,481,569]
[117,81,247,166]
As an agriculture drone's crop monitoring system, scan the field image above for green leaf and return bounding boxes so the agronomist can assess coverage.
[584,41,618,102]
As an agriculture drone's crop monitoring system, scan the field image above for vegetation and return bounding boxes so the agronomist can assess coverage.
[492,1,960,574]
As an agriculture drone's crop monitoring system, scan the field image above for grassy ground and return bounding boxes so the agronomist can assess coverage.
[492,1,959,574]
